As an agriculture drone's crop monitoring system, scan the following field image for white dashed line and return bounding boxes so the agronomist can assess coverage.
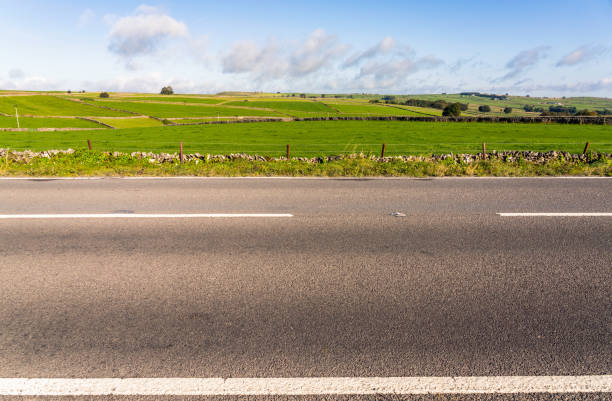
[498,213,612,217]
[1,376,611,395]
[0,213,293,219]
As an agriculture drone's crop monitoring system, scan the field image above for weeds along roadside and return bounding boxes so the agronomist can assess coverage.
[0,150,611,177]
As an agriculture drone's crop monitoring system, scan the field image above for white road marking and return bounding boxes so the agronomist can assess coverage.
[0,213,293,219]
[498,213,612,217]
[1,376,611,395]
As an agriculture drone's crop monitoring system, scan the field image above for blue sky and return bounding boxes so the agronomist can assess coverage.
[1,0,612,95]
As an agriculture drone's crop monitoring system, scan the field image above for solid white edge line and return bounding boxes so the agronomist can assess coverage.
[0,213,293,219]
[498,213,612,217]
[1,376,611,395]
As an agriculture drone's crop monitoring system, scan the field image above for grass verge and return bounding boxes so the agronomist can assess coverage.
[1,151,610,177]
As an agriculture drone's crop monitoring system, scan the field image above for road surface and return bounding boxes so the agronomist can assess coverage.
[0,177,611,400]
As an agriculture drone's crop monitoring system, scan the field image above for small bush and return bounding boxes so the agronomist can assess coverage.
[504,107,513,114]
[442,103,462,117]
[478,105,492,112]
[99,92,110,98]
[160,86,174,95]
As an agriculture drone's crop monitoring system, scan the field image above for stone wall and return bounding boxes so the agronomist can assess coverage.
[1,149,610,164]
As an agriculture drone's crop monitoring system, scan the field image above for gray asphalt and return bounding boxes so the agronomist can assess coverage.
[0,178,611,398]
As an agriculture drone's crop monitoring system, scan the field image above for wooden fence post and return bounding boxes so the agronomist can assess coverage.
[180,142,184,163]
[583,141,590,155]
[381,143,386,158]
[87,139,92,150]
[286,144,290,160]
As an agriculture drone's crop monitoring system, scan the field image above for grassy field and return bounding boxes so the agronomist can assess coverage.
[225,100,337,113]
[0,116,105,129]
[0,96,132,117]
[93,117,164,128]
[328,103,429,116]
[1,120,610,156]
[92,101,284,118]
[114,96,224,104]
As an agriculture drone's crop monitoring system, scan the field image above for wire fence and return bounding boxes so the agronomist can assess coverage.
[18,140,609,157]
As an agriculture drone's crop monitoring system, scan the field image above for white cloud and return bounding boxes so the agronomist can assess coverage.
[342,36,396,68]
[289,29,347,76]
[524,77,612,93]
[80,73,225,94]
[135,4,161,14]
[8,68,25,79]
[222,39,288,79]
[222,29,346,81]
[107,5,188,59]
[356,55,444,89]
[498,46,550,81]
[556,44,606,67]
[0,75,63,91]
[78,9,95,28]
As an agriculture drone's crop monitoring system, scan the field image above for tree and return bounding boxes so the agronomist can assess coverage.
[99,92,110,98]
[504,107,512,114]
[442,103,462,117]
[478,105,491,113]
[160,86,174,95]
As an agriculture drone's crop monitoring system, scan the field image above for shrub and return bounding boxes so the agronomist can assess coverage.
[160,86,174,95]
[442,103,462,117]
[478,105,491,113]
[99,92,110,98]
[504,107,513,114]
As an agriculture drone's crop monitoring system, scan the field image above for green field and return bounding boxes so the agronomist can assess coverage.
[115,96,224,104]
[92,101,284,118]
[0,96,132,117]
[0,116,104,129]
[93,117,164,128]
[328,103,428,116]
[225,100,337,113]
[1,121,610,156]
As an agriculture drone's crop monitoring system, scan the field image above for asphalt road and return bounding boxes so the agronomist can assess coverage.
[0,177,611,399]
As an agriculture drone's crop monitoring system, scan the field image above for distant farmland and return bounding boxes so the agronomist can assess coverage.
[0,91,610,155]
[0,96,131,117]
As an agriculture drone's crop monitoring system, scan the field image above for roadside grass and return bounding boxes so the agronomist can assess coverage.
[91,101,285,118]
[1,150,610,177]
[0,120,610,156]
[224,100,337,113]
[0,96,132,117]
[93,117,164,128]
[0,116,105,129]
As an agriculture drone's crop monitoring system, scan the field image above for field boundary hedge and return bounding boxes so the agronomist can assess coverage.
[295,115,612,125]
[158,115,612,126]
